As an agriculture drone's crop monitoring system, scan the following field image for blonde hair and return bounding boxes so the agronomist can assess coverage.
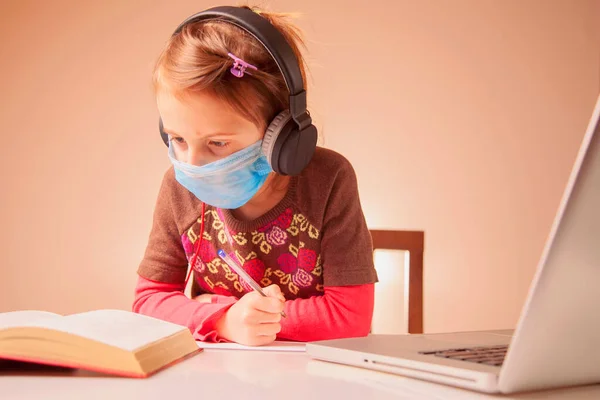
[153,5,308,130]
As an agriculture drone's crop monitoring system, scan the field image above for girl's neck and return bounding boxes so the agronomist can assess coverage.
[231,173,290,222]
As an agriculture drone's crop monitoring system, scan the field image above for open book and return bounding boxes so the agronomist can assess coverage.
[0,309,200,378]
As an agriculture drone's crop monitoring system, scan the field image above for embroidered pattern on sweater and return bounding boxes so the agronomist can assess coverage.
[181,207,324,299]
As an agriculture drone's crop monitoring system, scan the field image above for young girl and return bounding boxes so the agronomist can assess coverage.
[133,5,378,346]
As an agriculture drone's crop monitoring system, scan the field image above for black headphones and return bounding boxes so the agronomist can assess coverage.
[159,6,318,176]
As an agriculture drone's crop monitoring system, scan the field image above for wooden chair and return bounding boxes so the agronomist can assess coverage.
[370,230,425,334]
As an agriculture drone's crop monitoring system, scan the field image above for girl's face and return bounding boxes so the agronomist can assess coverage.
[157,89,264,166]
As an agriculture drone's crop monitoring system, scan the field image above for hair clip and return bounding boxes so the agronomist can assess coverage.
[227,53,258,78]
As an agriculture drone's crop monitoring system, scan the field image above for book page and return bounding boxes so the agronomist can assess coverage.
[197,340,305,352]
[0,310,60,329]
[5,309,187,352]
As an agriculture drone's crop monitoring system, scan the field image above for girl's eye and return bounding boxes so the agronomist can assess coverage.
[209,141,229,148]
[170,136,186,144]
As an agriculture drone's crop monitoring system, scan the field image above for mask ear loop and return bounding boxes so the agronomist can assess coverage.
[184,202,206,289]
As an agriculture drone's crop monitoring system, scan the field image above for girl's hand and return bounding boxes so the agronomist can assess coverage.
[215,284,285,346]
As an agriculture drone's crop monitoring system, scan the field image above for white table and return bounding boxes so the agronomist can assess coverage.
[2,349,599,399]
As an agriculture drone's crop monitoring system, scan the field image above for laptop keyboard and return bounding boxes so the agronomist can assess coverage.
[419,345,508,367]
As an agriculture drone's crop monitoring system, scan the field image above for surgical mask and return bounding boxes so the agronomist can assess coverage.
[168,140,272,209]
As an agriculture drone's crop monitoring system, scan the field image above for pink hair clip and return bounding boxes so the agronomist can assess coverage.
[227,52,257,78]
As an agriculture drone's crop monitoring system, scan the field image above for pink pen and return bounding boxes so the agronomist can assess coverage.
[218,249,287,318]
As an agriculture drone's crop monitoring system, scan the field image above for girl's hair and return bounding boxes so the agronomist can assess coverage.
[153,4,308,130]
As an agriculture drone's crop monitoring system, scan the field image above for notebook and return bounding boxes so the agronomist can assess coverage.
[197,340,305,352]
[0,309,200,378]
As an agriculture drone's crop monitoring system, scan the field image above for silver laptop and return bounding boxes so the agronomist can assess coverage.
[306,94,600,394]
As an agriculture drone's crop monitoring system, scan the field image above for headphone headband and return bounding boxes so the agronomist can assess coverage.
[172,6,310,130]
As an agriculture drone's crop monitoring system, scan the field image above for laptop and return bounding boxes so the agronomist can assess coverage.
[306,94,600,394]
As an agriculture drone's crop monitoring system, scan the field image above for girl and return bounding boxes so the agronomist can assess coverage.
[133,4,378,346]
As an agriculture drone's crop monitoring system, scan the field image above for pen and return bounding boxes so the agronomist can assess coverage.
[217,249,287,318]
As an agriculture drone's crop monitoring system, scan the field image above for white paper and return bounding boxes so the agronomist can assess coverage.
[197,340,305,352]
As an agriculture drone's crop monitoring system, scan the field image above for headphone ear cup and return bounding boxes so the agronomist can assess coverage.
[262,110,318,176]
[277,123,317,176]
[262,110,292,172]
[159,118,169,147]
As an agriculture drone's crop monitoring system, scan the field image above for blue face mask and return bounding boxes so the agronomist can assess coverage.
[168,140,273,209]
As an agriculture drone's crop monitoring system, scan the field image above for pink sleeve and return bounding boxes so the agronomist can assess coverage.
[278,284,374,342]
[132,275,236,342]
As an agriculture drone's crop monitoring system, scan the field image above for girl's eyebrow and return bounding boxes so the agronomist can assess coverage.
[161,126,181,137]
[162,127,238,138]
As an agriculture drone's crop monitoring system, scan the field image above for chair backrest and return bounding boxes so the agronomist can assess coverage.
[370,230,425,334]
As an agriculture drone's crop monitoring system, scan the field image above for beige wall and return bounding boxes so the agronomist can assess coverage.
[1,0,598,333]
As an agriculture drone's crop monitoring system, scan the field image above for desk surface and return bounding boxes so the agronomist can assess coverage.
[2,349,599,400]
